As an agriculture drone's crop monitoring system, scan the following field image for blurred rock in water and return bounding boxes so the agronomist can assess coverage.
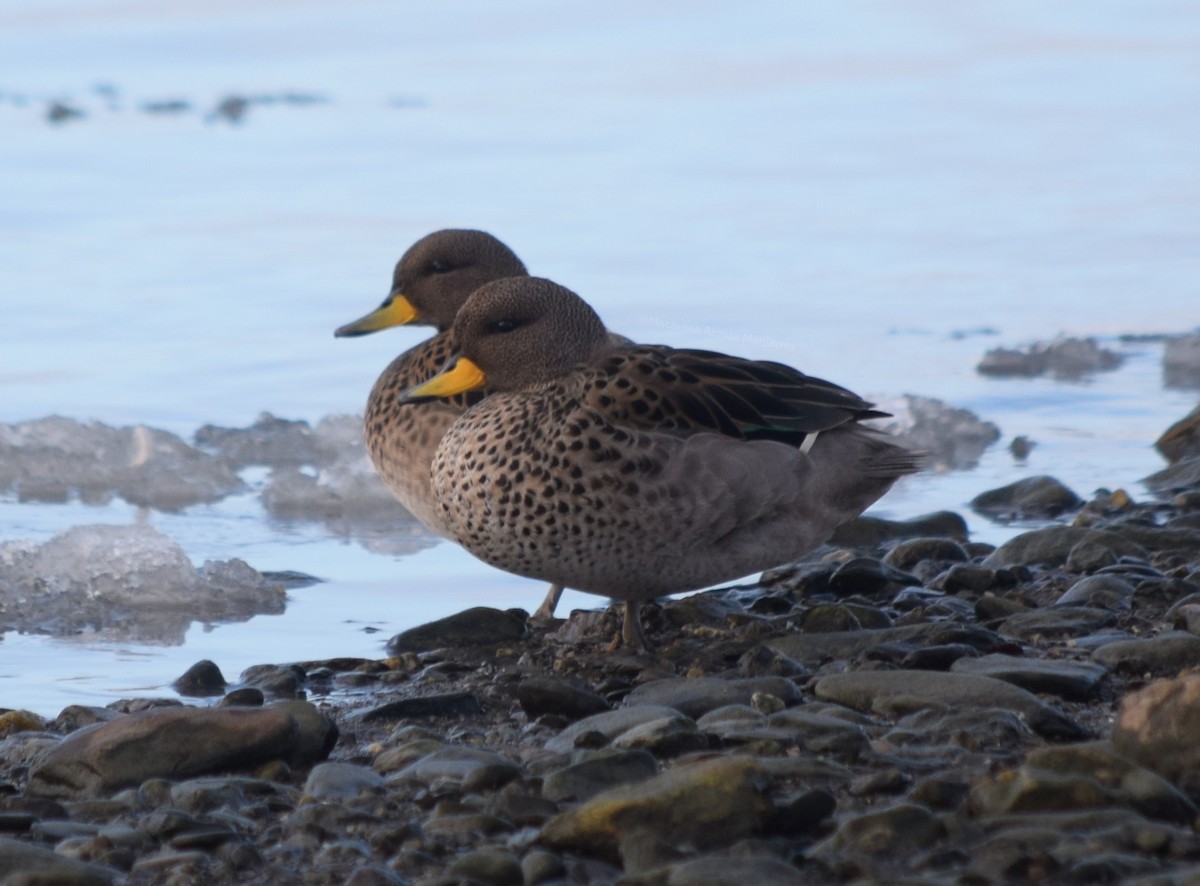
[872,395,1001,472]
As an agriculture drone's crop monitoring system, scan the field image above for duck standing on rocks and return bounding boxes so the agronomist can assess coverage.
[334,229,565,618]
[400,277,924,649]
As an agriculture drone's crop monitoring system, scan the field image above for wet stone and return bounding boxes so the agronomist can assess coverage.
[220,687,265,707]
[521,848,565,885]
[813,670,1084,740]
[1066,539,1121,573]
[766,709,870,759]
[612,715,707,757]
[1142,455,1200,495]
[26,703,333,798]
[303,761,384,801]
[446,848,523,886]
[359,691,482,722]
[1055,574,1135,608]
[1112,673,1200,797]
[800,603,862,632]
[392,745,522,791]
[665,853,809,885]
[624,677,801,720]
[386,606,527,653]
[971,475,1083,520]
[827,557,917,596]
[883,537,970,572]
[898,643,979,671]
[969,743,1196,823]
[172,659,227,697]
[886,707,1035,755]
[998,605,1116,641]
[932,563,997,592]
[950,653,1107,701]
[827,509,969,547]
[1156,404,1200,463]
[540,756,772,858]
[545,705,683,754]
[0,834,118,885]
[982,526,1146,569]
[517,676,610,721]
[1092,631,1200,674]
[239,663,304,697]
[541,749,660,803]
[812,801,945,862]
[48,705,124,735]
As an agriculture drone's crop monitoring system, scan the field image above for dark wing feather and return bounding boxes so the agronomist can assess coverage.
[582,346,886,444]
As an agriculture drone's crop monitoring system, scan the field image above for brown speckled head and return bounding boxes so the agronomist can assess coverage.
[452,277,610,390]
[390,229,528,330]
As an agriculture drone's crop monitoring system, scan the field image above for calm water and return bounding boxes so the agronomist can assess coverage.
[2,0,1198,715]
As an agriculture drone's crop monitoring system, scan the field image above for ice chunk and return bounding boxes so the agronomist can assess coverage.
[1164,333,1200,389]
[0,524,286,643]
[976,336,1123,380]
[0,416,244,510]
[193,412,367,469]
[194,412,325,468]
[873,395,1001,472]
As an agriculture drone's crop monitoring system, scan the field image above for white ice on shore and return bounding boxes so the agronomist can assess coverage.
[0,416,245,510]
[0,523,287,643]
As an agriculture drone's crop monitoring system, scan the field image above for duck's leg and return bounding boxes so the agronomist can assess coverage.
[532,583,564,620]
[622,600,649,652]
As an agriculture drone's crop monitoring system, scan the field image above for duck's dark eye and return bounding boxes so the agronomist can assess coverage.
[492,319,519,333]
[429,259,454,273]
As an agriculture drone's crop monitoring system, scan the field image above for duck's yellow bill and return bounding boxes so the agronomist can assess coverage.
[401,357,487,401]
[334,293,418,337]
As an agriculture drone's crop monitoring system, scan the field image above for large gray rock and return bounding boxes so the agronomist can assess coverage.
[540,756,772,857]
[813,670,1084,739]
[950,653,1107,701]
[26,703,333,797]
[545,706,682,754]
[0,835,117,885]
[1113,673,1200,797]
[542,750,660,802]
[982,526,1145,569]
[387,606,527,652]
[622,677,801,719]
[1092,632,1200,674]
[971,475,1083,520]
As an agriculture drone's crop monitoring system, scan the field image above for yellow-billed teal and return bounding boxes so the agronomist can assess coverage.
[401,276,923,649]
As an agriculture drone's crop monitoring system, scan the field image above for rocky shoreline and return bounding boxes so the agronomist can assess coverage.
[3,408,1200,884]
